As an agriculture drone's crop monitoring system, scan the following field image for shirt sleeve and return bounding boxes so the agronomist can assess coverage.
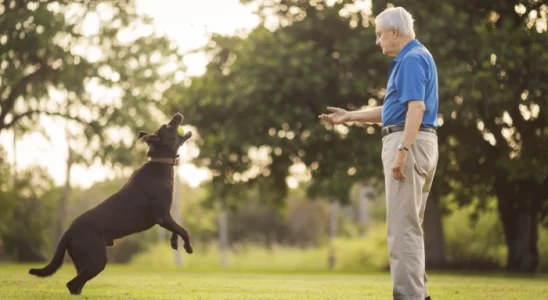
[397,55,427,104]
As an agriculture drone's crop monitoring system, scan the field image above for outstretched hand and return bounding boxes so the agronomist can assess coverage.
[318,107,349,124]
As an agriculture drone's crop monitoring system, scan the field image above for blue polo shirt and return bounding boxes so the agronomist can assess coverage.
[381,39,438,128]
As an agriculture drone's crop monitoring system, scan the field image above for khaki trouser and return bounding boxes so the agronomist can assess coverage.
[381,130,439,300]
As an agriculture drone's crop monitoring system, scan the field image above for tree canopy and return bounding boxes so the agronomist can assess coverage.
[0,0,184,168]
[166,0,547,272]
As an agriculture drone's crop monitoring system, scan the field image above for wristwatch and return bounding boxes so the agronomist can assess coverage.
[397,143,409,151]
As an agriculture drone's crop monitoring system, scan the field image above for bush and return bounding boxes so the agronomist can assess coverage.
[0,165,58,262]
[332,222,388,271]
[130,241,329,272]
[130,222,390,272]
[443,206,507,270]
[537,226,548,273]
[129,207,548,273]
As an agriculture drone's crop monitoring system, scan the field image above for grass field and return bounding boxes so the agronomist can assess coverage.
[1,264,547,300]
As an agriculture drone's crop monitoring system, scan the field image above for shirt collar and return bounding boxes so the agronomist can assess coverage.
[392,39,421,63]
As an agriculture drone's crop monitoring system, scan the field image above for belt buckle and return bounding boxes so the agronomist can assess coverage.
[385,125,398,134]
[382,126,392,137]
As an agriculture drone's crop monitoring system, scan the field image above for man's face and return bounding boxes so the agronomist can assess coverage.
[376,28,398,57]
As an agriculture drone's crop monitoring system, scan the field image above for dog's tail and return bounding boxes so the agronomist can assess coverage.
[29,231,70,278]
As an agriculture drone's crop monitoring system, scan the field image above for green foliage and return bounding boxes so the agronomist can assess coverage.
[332,222,388,271]
[373,0,548,215]
[132,242,329,272]
[166,2,385,206]
[165,0,548,271]
[134,207,548,273]
[0,0,185,169]
[0,147,13,238]
[539,228,548,273]
[443,205,507,270]
[0,163,59,262]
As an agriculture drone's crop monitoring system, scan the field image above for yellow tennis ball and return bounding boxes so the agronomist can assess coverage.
[177,126,185,136]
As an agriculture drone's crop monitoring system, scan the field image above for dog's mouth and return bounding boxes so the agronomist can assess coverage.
[138,112,190,152]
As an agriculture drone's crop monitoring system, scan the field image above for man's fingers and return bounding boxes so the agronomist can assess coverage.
[394,174,405,182]
[392,167,406,182]
[319,114,334,123]
[327,106,340,113]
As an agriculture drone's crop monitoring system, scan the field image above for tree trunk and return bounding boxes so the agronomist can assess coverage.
[423,189,447,269]
[12,125,17,187]
[55,147,73,252]
[328,198,339,270]
[495,178,541,273]
[219,209,228,268]
[357,183,371,236]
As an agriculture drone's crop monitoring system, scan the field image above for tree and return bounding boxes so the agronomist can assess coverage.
[166,0,547,273]
[0,0,184,168]
[165,1,385,207]
[0,162,59,261]
[1,0,187,262]
[1,0,185,257]
[370,0,548,272]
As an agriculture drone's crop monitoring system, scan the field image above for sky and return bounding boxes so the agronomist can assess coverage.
[0,0,260,189]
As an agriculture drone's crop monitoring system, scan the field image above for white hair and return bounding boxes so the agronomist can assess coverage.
[375,7,416,38]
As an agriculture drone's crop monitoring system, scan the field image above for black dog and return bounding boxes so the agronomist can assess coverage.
[29,112,194,295]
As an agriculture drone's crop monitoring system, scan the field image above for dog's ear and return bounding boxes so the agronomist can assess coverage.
[138,131,149,139]
[138,131,160,143]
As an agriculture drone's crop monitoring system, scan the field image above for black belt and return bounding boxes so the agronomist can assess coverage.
[381,124,436,138]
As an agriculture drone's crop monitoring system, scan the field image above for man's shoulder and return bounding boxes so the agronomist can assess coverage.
[403,46,432,62]
[401,46,436,71]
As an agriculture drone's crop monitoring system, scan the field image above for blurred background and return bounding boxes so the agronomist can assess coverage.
[0,0,547,275]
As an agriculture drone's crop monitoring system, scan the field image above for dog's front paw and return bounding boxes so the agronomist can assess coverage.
[170,238,178,250]
[184,243,193,254]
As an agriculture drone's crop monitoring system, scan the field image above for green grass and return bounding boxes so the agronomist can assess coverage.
[1,264,547,299]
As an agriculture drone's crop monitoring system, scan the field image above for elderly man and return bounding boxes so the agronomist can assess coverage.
[319,6,438,300]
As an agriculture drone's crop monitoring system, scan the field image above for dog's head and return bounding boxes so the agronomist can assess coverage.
[138,112,192,158]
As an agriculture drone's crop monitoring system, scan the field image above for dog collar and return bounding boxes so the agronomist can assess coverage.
[149,156,179,166]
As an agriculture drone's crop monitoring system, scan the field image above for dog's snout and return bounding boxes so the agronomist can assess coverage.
[169,112,184,126]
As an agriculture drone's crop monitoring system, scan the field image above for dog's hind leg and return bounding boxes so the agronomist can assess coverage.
[67,248,81,274]
[66,232,107,295]
[158,215,193,254]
